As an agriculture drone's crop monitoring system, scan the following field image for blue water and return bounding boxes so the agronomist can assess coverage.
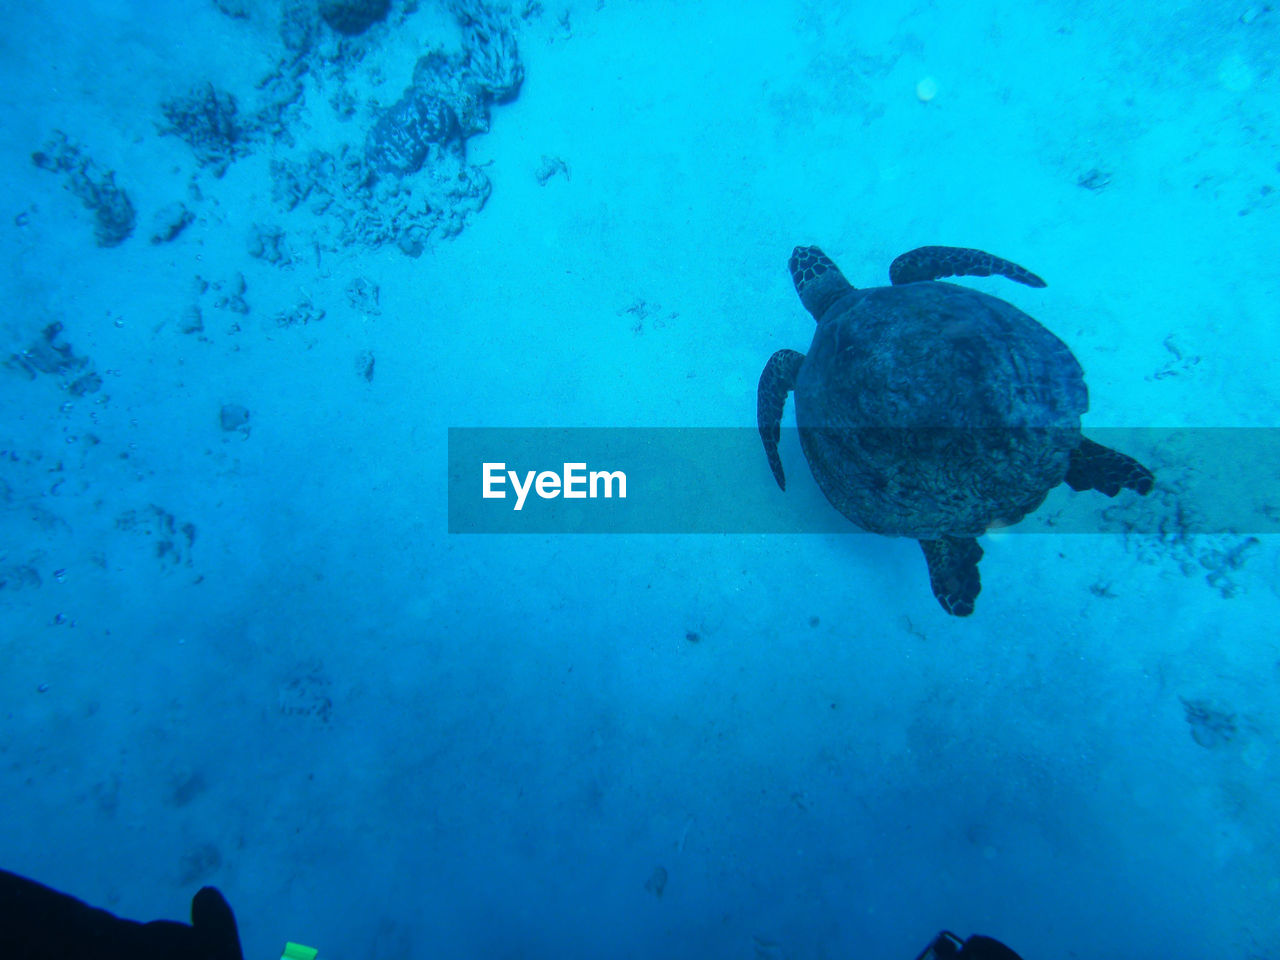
[2,1,1278,958]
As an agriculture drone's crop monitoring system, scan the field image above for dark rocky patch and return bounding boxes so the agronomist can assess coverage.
[318,0,390,36]
[31,133,136,246]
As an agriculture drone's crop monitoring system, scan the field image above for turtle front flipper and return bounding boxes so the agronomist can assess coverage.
[757,349,805,490]
[919,536,984,617]
[1064,436,1155,497]
[890,246,1047,288]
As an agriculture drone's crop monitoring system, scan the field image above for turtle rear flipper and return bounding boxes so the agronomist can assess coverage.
[919,536,984,617]
[757,349,805,490]
[890,245,1047,288]
[1065,436,1155,497]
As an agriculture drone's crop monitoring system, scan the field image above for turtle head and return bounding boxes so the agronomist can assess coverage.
[789,246,854,321]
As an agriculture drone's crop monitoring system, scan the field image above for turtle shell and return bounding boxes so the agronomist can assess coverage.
[794,280,1088,538]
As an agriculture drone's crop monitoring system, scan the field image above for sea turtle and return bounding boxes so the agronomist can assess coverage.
[757,244,1154,616]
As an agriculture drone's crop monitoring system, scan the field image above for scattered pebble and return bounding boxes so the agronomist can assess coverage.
[275,299,324,328]
[179,305,204,335]
[149,202,194,244]
[644,866,668,898]
[248,224,290,265]
[535,155,571,185]
[1077,168,1112,191]
[219,403,250,433]
[1182,697,1237,748]
[213,273,249,314]
[346,277,380,316]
